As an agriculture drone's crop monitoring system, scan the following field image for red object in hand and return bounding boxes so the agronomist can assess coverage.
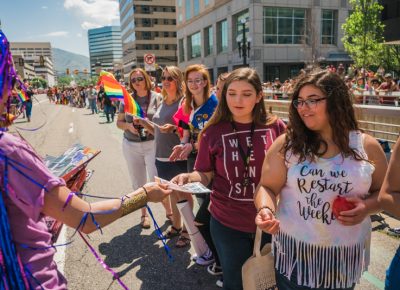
[332,196,356,219]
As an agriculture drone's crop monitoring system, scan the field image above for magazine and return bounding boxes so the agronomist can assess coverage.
[155,176,211,194]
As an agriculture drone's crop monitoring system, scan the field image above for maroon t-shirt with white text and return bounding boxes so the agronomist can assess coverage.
[195,119,286,233]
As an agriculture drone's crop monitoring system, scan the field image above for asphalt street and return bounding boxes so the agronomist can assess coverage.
[11,94,399,290]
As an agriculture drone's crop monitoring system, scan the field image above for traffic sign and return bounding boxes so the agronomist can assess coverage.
[144,53,156,71]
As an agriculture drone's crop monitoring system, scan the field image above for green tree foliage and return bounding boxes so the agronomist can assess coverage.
[381,45,400,76]
[57,75,74,87]
[30,77,48,89]
[342,0,385,68]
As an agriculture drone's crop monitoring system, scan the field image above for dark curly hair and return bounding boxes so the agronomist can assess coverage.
[283,69,366,163]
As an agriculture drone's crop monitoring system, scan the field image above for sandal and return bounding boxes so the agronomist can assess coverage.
[141,215,151,229]
[175,230,191,248]
[160,226,182,240]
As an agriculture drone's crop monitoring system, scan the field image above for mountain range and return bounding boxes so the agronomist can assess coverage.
[52,48,90,76]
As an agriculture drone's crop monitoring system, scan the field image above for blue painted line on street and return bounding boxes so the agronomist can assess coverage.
[362,271,385,290]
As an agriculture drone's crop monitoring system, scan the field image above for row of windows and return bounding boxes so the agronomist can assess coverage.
[179,8,339,62]
[134,5,176,14]
[180,0,210,23]
[134,44,177,51]
[138,31,177,40]
[133,18,176,27]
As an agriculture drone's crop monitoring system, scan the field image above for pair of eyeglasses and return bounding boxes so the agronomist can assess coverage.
[187,79,204,86]
[293,97,327,109]
[161,76,174,82]
[131,77,144,83]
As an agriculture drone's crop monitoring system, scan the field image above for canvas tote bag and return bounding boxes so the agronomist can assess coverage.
[242,227,277,290]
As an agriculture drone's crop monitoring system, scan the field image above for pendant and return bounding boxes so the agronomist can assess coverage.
[242,177,250,187]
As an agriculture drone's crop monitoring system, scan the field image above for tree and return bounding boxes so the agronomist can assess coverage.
[381,45,400,76]
[30,77,48,89]
[342,0,385,68]
[57,75,74,87]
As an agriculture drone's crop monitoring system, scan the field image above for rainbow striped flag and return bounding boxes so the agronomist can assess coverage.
[122,86,145,118]
[17,90,29,102]
[97,71,124,101]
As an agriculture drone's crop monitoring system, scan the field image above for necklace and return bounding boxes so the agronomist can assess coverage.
[231,121,255,187]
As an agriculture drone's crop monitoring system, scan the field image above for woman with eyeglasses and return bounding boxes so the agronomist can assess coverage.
[255,70,387,290]
[116,68,162,229]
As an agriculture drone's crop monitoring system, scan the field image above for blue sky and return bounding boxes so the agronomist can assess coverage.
[0,0,120,57]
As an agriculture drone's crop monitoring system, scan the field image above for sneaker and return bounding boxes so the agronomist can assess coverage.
[387,227,400,237]
[207,262,223,276]
[191,253,198,262]
[216,277,223,288]
[195,249,214,266]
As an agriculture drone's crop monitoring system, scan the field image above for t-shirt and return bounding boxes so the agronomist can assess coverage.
[119,91,161,142]
[194,119,286,233]
[152,98,181,159]
[0,132,67,289]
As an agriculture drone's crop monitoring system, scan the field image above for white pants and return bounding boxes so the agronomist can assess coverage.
[122,138,157,189]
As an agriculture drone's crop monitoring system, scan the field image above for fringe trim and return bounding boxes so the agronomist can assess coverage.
[273,231,369,289]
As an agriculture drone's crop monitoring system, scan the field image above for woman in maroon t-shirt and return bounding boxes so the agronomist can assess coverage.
[172,67,285,290]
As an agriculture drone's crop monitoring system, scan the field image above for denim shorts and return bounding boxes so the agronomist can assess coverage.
[386,245,400,290]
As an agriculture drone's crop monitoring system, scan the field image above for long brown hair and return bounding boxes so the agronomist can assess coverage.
[183,64,211,114]
[199,67,276,141]
[128,68,152,94]
[283,69,365,162]
[161,66,185,101]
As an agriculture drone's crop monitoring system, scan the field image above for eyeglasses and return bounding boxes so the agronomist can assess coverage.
[187,79,204,86]
[131,77,144,83]
[293,97,327,109]
[161,76,174,82]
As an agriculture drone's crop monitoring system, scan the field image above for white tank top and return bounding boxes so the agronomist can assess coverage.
[273,131,374,288]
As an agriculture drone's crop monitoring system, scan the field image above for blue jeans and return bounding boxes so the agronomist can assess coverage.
[210,216,271,290]
[89,98,97,114]
[104,105,114,122]
[24,101,32,118]
[386,245,400,290]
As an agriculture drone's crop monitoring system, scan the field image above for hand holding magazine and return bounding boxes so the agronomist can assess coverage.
[155,177,211,195]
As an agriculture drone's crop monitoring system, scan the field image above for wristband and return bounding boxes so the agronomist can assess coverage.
[121,188,148,217]
[257,206,276,216]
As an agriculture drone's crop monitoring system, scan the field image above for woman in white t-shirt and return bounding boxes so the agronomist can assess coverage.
[255,70,387,289]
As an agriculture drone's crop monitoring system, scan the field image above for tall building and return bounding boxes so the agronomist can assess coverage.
[176,0,352,82]
[119,0,177,78]
[380,0,400,43]
[88,26,123,76]
[10,42,56,86]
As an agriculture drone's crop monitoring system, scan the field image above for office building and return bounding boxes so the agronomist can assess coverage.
[380,0,400,43]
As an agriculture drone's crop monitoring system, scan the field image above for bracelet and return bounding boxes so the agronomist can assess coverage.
[121,188,148,217]
[257,206,276,216]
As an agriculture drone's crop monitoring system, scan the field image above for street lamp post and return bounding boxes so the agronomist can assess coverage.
[238,18,251,67]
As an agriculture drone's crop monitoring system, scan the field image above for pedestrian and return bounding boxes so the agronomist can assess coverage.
[24,81,34,122]
[254,69,387,290]
[172,67,286,290]
[100,86,114,123]
[116,68,162,229]
[378,137,400,290]
[0,38,172,288]
[87,84,97,114]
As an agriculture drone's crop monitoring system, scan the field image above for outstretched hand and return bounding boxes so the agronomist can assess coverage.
[336,197,368,226]
[159,124,176,133]
[255,208,280,234]
[171,173,191,186]
[143,182,172,203]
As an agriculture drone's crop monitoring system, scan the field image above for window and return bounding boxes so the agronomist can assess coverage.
[263,7,306,44]
[194,0,200,16]
[142,31,151,40]
[164,19,169,25]
[204,0,209,6]
[164,32,169,37]
[233,10,249,49]
[217,19,228,53]
[185,0,191,21]
[321,10,337,45]
[189,32,201,59]
[179,39,185,62]
[264,64,280,82]
[204,26,213,56]
[153,19,158,25]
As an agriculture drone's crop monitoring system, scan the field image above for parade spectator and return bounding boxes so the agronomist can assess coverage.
[169,64,218,248]
[87,85,98,114]
[172,67,286,289]
[100,86,114,123]
[116,68,162,229]
[215,72,230,101]
[24,82,34,122]
[255,70,387,290]
[0,81,172,289]
[47,87,54,103]
[377,73,398,92]
[378,138,400,290]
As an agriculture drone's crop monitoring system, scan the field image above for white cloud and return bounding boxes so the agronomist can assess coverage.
[42,6,48,9]
[63,0,120,30]
[77,33,83,37]
[41,31,70,37]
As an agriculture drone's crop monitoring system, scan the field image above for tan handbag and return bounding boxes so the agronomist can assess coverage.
[242,227,277,290]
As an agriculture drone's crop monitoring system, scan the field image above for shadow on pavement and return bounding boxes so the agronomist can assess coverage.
[98,223,217,290]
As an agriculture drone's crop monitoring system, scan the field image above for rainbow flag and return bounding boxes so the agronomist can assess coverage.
[122,86,145,118]
[97,71,124,101]
[17,90,29,102]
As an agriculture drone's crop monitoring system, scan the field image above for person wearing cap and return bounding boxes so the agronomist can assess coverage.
[377,73,398,92]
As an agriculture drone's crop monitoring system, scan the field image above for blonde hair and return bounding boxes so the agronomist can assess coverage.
[161,66,185,101]
[184,64,211,114]
[128,68,152,94]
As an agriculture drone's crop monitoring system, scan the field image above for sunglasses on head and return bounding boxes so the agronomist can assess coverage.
[161,76,174,82]
[131,77,144,83]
